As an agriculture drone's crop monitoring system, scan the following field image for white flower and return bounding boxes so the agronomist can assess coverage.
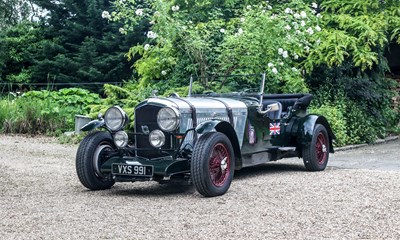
[270,15,276,19]
[149,20,155,25]
[284,8,293,14]
[272,67,278,74]
[135,8,144,16]
[316,39,321,45]
[240,17,245,22]
[267,5,272,10]
[294,54,299,60]
[294,13,300,19]
[262,10,266,13]
[284,25,291,31]
[119,28,126,34]
[312,2,318,8]
[171,5,180,12]
[311,9,316,14]
[246,5,251,10]
[316,13,322,18]
[315,25,321,32]
[144,44,150,50]
[147,31,157,39]
[300,11,307,18]
[282,51,288,58]
[300,20,306,27]
[161,70,167,75]
[279,62,284,66]
[304,46,310,52]
[154,11,160,17]
[220,28,225,33]
[238,28,243,35]
[268,62,274,68]
[278,48,284,55]
[101,11,111,20]
[292,67,298,72]
[295,30,301,35]
[306,27,314,35]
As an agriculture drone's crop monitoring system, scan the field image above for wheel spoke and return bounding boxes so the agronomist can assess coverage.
[209,143,230,187]
[315,133,327,164]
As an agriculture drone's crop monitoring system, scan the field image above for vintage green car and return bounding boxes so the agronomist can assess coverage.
[76,74,335,197]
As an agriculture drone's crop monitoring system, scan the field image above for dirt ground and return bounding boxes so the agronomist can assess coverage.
[1,135,399,239]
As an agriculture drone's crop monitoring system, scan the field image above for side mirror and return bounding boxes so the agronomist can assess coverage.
[266,103,280,112]
[257,102,280,115]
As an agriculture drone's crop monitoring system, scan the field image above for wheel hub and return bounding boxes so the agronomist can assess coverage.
[220,157,228,171]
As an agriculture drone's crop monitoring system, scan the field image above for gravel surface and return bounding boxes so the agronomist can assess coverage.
[1,135,400,239]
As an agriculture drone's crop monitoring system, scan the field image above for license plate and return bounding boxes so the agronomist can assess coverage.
[112,163,153,177]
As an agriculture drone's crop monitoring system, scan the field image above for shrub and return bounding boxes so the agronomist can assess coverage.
[0,88,101,135]
[310,101,348,147]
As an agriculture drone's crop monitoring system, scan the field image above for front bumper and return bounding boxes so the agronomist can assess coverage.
[100,156,190,181]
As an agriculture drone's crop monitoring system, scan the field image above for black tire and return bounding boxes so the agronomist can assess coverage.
[191,132,235,197]
[76,131,115,190]
[302,124,330,171]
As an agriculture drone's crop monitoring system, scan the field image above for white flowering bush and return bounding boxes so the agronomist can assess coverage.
[218,1,325,92]
[109,0,400,94]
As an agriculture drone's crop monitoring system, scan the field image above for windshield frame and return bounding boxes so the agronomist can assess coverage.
[187,73,266,98]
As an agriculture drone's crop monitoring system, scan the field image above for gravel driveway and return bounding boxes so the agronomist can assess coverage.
[1,135,399,239]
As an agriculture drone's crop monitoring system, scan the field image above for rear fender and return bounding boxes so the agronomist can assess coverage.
[297,115,336,153]
[195,120,243,170]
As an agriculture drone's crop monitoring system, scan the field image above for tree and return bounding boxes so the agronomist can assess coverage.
[0,21,46,89]
[28,0,144,88]
[0,0,37,30]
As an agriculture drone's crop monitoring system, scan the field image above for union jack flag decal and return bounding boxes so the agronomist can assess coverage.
[269,122,281,135]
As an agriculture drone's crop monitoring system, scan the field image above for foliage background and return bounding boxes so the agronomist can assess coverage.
[0,0,399,146]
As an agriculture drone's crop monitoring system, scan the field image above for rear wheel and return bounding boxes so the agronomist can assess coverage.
[76,131,116,190]
[303,124,330,171]
[191,132,235,197]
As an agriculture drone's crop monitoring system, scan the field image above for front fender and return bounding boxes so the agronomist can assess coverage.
[297,114,336,153]
[81,119,105,132]
[195,120,242,170]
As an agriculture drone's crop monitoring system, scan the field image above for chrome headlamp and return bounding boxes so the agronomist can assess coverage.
[157,107,180,132]
[149,130,165,148]
[113,131,129,148]
[104,106,128,132]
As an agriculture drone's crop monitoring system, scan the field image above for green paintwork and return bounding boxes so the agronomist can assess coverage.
[195,119,242,170]
[93,93,336,179]
[240,102,336,159]
[296,114,336,153]
[81,119,104,131]
[195,120,221,134]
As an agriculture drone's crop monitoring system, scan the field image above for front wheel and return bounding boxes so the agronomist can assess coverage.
[191,132,235,197]
[302,124,330,171]
[76,131,116,190]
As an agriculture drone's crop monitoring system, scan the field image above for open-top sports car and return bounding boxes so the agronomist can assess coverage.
[76,74,335,197]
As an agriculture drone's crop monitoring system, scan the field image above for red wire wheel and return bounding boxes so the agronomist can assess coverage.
[209,143,231,187]
[191,132,235,197]
[303,124,330,171]
[315,132,328,165]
